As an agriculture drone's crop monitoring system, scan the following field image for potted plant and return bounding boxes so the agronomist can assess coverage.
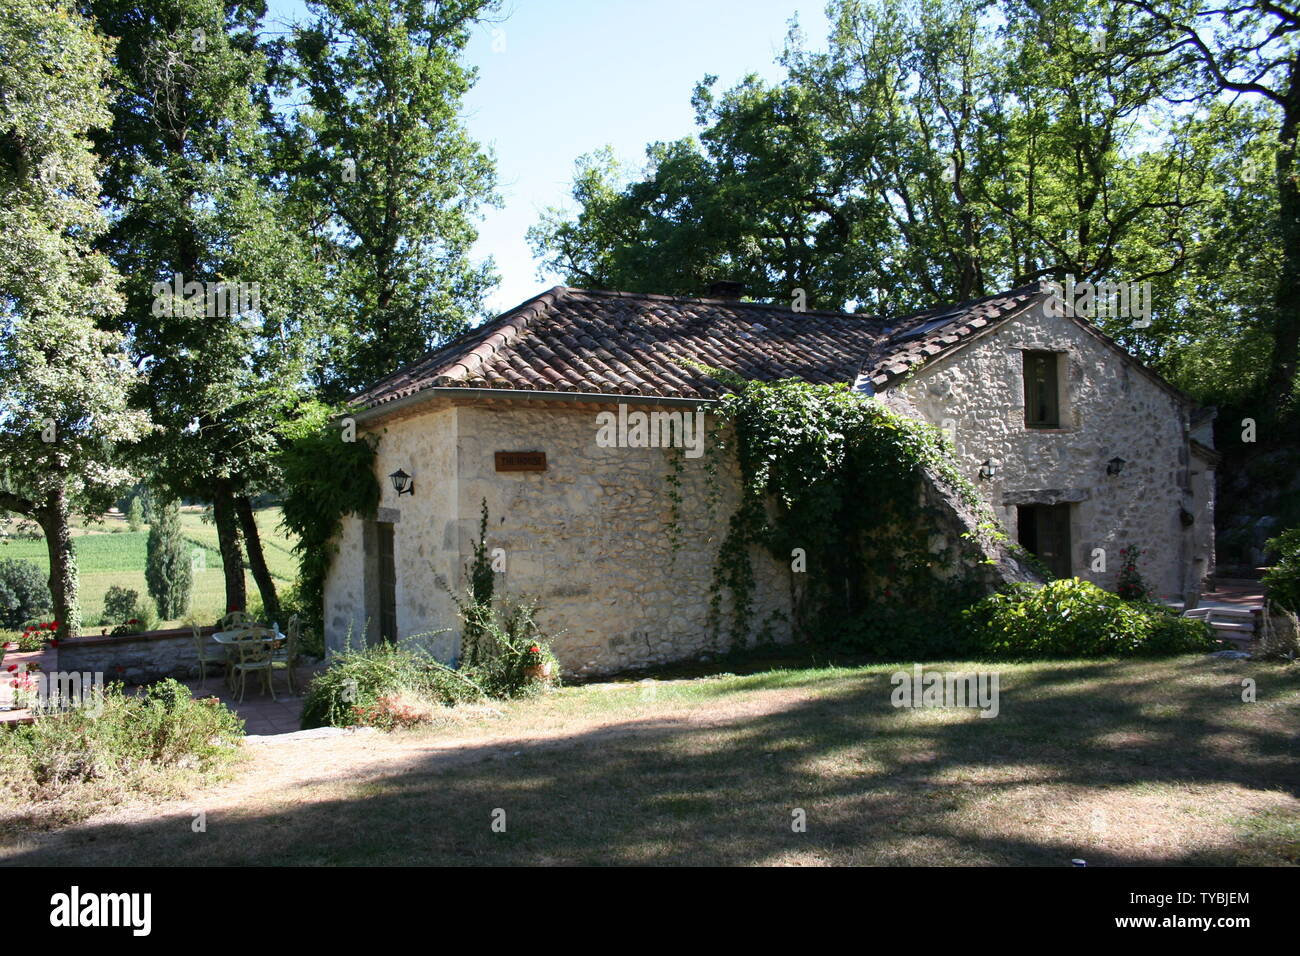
[521,642,555,681]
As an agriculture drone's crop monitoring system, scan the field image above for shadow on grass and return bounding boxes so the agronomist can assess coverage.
[4,657,1297,866]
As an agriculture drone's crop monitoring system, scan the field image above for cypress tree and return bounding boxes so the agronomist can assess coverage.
[146,499,191,620]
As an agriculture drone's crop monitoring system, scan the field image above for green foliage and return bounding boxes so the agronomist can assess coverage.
[0,679,242,806]
[1263,527,1300,612]
[0,559,51,629]
[460,599,562,700]
[101,585,141,626]
[279,403,381,637]
[126,496,144,532]
[301,599,561,730]
[280,0,500,396]
[705,378,988,649]
[145,498,192,619]
[531,0,1294,407]
[963,578,1216,659]
[449,499,496,666]
[300,639,485,730]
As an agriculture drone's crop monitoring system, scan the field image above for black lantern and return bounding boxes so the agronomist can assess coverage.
[388,468,414,496]
[1106,456,1127,476]
[978,459,996,480]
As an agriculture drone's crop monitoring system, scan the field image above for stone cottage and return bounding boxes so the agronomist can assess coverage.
[324,281,1216,674]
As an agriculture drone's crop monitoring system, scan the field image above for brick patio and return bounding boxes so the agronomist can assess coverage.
[183,666,321,736]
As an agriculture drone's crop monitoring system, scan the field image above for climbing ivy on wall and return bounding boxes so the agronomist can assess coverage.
[704,379,995,654]
[279,403,381,638]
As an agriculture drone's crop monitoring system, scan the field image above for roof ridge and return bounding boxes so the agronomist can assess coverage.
[568,286,885,322]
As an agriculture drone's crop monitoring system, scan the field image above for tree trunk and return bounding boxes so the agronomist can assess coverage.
[236,494,280,623]
[211,482,246,613]
[1265,97,1300,413]
[37,483,79,638]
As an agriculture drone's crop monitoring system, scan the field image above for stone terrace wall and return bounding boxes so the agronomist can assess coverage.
[58,628,212,685]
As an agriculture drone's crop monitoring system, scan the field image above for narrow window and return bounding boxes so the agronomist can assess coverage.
[1024,351,1061,428]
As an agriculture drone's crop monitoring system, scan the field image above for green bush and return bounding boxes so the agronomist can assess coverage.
[301,600,563,730]
[0,559,52,629]
[0,679,243,824]
[1263,527,1300,612]
[454,599,559,699]
[300,639,485,730]
[963,578,1215,659]
[101,585,141,625]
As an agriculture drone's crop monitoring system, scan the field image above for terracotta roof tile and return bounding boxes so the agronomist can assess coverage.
[350,284,1049,410]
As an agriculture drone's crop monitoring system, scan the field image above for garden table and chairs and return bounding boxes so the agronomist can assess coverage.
[200,614,301,701]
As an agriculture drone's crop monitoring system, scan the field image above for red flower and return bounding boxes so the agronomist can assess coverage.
[128,619,138,625]
[5,665,15,673]
[529,645,540,654]
[884,589,893,598]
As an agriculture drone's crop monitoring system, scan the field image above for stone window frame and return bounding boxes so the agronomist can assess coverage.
[1016,344,1079,433]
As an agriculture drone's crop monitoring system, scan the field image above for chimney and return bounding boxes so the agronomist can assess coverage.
[706,280,745,300]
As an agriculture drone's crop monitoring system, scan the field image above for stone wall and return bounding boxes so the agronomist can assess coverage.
[324,404,461,660]
[59,628,211,684]
[325,399,793,675]
[893,298,1206,600]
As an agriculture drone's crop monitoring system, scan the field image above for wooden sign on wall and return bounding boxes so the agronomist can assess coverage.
[495,451,547,472]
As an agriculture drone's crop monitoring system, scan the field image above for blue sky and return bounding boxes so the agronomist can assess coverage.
[265,0,832,313]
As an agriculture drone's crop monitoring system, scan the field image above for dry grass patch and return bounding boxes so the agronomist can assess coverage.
[0,656,1296,866]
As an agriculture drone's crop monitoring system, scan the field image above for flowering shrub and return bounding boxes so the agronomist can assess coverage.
[7,669,37,707]
[109,618,143,637]
[12,621,58,651]
[1115,546,1150,601]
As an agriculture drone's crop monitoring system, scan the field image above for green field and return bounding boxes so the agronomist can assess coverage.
[0,507,298,630]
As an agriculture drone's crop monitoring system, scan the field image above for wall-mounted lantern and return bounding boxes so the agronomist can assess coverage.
[1106,456,1127,477]
[978,459,997,481]
[388,468,414,496]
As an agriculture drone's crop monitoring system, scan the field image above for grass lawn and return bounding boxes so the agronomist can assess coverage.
[3,656,1296,865]
[0,507,297,629]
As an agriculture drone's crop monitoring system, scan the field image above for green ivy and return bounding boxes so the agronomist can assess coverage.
[279,403,381,638]
[704,379,991,652]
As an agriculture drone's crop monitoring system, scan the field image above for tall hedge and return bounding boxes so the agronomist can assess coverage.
[145,498,191,620]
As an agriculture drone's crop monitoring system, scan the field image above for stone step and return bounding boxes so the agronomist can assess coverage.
[1207,621,1254,633]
